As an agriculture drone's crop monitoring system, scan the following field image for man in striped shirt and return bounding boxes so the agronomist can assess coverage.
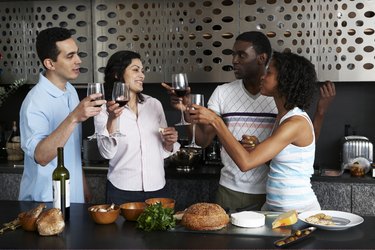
[164,31,335,211]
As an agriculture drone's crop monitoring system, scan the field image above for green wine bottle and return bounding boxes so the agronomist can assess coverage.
[52,147,70,221]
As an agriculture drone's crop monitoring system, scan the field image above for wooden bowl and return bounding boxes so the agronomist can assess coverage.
[88,204,120,224]
[145,198,175,209]
[120,202,146,221]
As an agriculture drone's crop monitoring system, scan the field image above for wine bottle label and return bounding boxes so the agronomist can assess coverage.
[52,179,71,209]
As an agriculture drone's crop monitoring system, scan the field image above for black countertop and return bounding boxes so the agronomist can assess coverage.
[0,200,374,249]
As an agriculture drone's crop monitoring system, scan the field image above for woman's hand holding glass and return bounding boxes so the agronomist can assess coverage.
[109,82,130,137]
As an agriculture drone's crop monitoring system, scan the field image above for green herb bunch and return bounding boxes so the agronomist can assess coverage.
[136,202,176,231]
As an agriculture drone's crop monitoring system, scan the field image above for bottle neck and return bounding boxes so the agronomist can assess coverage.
[57,147,64,167]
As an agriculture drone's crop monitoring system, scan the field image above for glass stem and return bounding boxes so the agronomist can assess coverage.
[180,100,185,123]
[191,124,196,145]
[116,117,121,133]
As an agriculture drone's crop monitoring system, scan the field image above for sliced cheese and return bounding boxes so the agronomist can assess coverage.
[231,211,265,228]
[272,210,298,229]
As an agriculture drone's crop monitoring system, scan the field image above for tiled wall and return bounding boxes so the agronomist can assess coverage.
[0,0,375,84]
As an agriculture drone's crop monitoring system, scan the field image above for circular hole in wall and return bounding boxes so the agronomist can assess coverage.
[364,11,375,18]
[347,63,355,70]
[222,65,233,71]
[363,63,374,70]
[213,57,222,64]
[222,32,234,39]
[355,55,363,61]
[245,16,256,22]
[364,28,374,35]
[221,49,232,56]
[212,25,222,30]
[222,16,233,22]
[355,37,363,44]
[222,0,234,6]
[96,4,107,11]
[204,66,212,72]
[364,46,374,52]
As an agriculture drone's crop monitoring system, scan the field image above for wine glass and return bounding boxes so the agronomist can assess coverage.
[185,94,204,148]
[87,82,105,140]
[171,73,190,126]
[111,82,130,137]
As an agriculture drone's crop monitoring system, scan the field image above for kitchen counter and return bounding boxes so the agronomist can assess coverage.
[0,200,374,249]
[2,161,375,215]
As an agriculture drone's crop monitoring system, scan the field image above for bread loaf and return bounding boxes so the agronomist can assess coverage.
[36,208,65,236]
[18,203,46,231]
[181,203,229,231]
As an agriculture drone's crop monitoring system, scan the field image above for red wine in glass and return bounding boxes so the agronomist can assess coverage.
[86,82,105,139]
[92,100,103,108]
[174,89,188,97]
[116,100,128,107]
[111,82,130,137]
[171,73,190,126]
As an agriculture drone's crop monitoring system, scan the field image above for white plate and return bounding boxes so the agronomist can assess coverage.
[298,210,364,230]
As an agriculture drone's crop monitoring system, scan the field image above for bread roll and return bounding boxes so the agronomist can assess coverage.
[18,203,46,231]
[241,135,259,146]
[181,203,229,231]
[36,208,65,236]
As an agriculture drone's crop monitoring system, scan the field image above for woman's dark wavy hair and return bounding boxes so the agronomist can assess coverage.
[272,51,317,110]
[104,50,144,102]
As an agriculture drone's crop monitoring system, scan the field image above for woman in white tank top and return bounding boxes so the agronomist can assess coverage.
[190,51,321,212]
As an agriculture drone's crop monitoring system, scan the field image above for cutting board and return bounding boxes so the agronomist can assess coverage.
[171,212,307,237]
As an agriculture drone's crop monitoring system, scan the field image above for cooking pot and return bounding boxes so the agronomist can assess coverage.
[166,147,202,171]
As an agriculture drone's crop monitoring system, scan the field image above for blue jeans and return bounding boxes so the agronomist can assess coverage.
[106,180,170,205]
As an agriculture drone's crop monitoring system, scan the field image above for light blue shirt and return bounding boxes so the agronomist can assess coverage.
[19,73,84,203]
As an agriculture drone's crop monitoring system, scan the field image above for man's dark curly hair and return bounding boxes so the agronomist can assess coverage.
[104,50,144,102]
[36,27,72,65]
[272,51,317,111]
[236,31,272,65]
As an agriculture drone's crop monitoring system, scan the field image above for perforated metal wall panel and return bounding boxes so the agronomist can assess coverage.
[0,0,92,84]
[0,0,374,83]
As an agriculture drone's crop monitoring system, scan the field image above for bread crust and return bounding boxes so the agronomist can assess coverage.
[36,208,65,236]
[181,203,229,231]
[18,203,46,232]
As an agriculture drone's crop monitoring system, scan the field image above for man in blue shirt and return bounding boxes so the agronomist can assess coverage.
[19,27,106,203]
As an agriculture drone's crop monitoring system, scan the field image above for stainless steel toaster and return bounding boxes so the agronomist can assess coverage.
[341,135,373,170]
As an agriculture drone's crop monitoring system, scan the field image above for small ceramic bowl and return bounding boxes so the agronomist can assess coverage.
[120,202,147,221]
[88,204,120,224]
[145,198,175,209]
